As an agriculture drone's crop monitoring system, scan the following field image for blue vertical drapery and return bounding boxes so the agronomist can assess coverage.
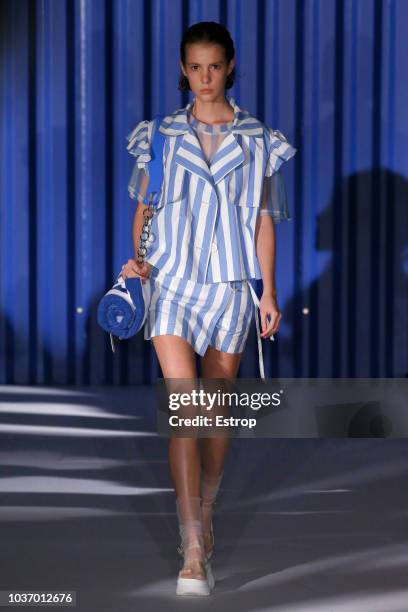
[0,0,407,385]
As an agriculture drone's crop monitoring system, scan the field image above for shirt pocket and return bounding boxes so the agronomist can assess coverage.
[227,172,262,208]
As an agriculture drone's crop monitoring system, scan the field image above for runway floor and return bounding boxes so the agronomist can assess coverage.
[1,385,408,612]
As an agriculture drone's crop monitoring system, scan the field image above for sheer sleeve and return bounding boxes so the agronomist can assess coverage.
[259,127,297,222]
[265,128,297,177]
[126,119,155,204]
[259,170,291,222]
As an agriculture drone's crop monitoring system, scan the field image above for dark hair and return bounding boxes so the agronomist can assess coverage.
[178,21,236,91]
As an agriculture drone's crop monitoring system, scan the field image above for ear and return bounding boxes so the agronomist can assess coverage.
[227,58,235,76]
[179,60,187,77]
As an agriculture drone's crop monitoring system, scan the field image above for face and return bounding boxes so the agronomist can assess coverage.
[180,42,235,102]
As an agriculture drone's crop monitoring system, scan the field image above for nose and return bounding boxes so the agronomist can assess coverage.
[201,69,210,84]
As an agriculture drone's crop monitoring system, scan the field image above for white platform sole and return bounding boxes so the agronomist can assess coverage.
[176,576,210,597]
[176,558,215,596]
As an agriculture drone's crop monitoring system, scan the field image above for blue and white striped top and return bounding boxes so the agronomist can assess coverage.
[126,95,297,284]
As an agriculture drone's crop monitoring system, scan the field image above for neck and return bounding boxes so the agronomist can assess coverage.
[191,95,234,125]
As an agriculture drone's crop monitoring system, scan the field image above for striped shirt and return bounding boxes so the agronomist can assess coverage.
[126,95,297,283]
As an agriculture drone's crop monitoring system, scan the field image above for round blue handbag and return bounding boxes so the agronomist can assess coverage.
[97,115,165,350]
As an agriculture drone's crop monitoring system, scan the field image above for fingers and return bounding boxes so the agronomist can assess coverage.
[127,259,142,277]
[259,309,281,338]
[260,311,273,338]
[121,259,152,279]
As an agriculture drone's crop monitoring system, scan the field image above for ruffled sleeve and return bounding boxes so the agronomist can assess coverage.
[126,119,155,204]
[265,128,297,177]
[259,171,291,223]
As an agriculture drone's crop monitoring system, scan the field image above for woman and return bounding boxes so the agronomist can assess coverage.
[121,21,297,596]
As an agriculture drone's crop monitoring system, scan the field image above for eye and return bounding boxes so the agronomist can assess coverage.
[211,64,222,70]
[191,65,199,71]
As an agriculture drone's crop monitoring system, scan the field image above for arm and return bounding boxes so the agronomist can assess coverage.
[122,202,152,280]
[123,120,155,279]
[254,129,297,336]
[255,214,277,298]
[132,201,149,259]
[255,207,283,339]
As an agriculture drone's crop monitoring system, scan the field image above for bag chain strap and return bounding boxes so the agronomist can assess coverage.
[136,194,155,264]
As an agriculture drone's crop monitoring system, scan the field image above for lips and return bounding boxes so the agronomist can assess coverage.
[201,89,213,93]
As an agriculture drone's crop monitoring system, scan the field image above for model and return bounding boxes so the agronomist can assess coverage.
[120,21,297,596]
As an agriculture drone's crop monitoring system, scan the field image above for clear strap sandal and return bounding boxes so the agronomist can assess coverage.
[176,496,211,597]
[177,501,215,561]
[201,498,216,561]
[201,471,223,560]
[177,538,215,592]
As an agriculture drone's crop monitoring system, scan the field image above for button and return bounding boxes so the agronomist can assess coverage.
[211,242,218,253]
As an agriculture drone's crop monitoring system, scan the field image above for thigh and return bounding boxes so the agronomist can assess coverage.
[152,334,197,378]
[200,348,242,434]
[152,335,200,425]
[201,345,243,379]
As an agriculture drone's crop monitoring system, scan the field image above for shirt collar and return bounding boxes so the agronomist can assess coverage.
[158,94,264,137]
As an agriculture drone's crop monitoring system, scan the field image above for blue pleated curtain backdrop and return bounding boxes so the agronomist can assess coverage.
[0,0,407,385]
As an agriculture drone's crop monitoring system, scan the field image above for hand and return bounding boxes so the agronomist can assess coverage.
[259,293,282,339]
[121,259,152,280]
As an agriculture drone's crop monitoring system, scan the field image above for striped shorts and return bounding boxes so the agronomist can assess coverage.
[144,267,254,355]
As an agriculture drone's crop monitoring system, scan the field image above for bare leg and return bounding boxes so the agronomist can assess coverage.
[152,335,206,581]
[199,346,243,557]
